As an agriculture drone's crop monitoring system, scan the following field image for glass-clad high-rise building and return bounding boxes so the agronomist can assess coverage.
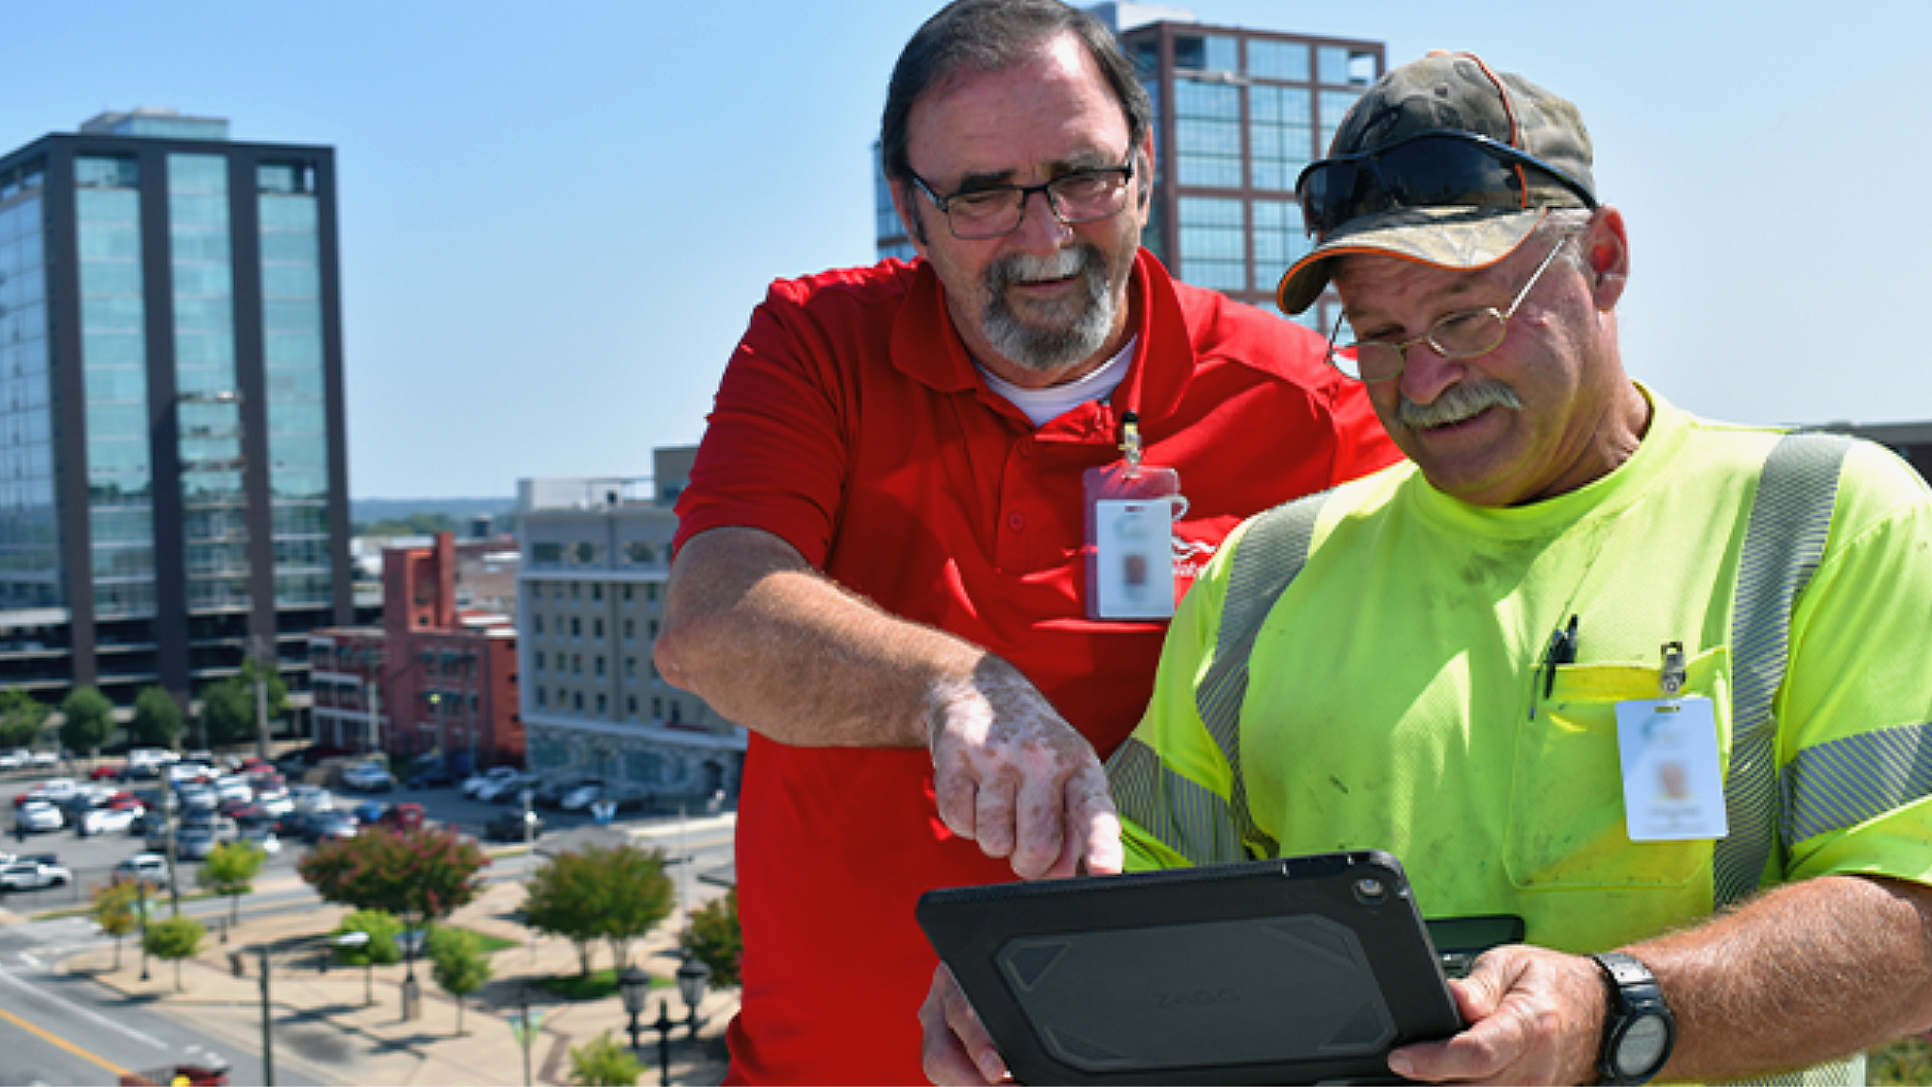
[874,6,1383,334]
[0,108,351,711]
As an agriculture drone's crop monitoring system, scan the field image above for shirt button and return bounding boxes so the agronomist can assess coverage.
[1008,513,1025,531]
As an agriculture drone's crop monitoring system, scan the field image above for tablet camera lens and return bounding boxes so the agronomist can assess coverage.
[1353,877,1387,905]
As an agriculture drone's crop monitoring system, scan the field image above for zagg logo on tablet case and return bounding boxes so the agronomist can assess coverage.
[1155,988,1241,1008]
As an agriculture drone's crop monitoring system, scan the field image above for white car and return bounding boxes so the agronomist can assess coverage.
[461,766,520,799]
[114,853,171,886]
[80,806,138,836]
[0,858,72,891]
[559,783,604,812]
[288,784,334,813]
[16,801,63,832]
[341,763,394,793]
[0,749,25,771]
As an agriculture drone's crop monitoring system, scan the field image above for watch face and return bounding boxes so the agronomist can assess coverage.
[1616,1015,1671,1078]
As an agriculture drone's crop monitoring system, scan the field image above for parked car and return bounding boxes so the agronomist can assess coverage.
[25,751,56,769]
[301,812,359,844]
[115,853,172,887]
[461,767,520,799]
[376,802,426,832]
[214,776,254,804]
[483,809,544,842]
[480,773,540,805]
[406,764,460,790]
[237,827,282,856]
[79,805,138,837]
[88,764,125,782]
[0,749,26,771]
[351,800,388,826]
[0,857,72,891]
[174,826,218,860]
[559,782,606,812]
[16,801,62,832]
[340,762,394,793]
[287,784,334,813]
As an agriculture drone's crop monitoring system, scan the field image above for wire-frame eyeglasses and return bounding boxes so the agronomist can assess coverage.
[1326,233,1577,383]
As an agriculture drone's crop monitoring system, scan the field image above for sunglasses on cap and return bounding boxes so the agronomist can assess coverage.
[1296,129,1597,238]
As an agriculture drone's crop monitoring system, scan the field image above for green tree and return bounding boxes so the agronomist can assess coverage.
[428,927,493,1036]
[91,881,141,971]
[298,825,490,979]
[334,909,405,967]
[679,888,742,988]
[198,839,269,925]
[0,689,49,749]
[58,686,114,759]
[523,844,674,977]
[129,686,184,750]
[200,661,290,749]
[566,1030,641,1087]
[143,914,205,992]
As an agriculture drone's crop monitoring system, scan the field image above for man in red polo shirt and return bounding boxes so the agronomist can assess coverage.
[654,1,1401,1082]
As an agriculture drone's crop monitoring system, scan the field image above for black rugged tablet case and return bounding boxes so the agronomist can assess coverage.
[917,851,1462,1085]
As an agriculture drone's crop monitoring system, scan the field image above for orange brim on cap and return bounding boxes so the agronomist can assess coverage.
[1277,205,1551,316]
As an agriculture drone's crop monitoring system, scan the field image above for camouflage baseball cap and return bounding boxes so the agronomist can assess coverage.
[1276,52,1597,315]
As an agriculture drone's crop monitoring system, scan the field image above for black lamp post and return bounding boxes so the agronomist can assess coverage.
[619,965,651,1053]
[633,957,710,1081]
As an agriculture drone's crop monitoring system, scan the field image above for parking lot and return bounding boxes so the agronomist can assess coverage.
[1,761,682,910]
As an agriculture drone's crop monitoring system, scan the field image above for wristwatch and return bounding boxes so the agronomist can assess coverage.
[1592,951,1676,1085]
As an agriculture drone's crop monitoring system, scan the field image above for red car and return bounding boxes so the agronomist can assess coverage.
[89,764,124,781]
[377,802,426,831]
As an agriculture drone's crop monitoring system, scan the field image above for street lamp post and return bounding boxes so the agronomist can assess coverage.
[620,954,710,1086]
[138,881,151,982]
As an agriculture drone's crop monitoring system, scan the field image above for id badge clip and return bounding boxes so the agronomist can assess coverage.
[1083,411,1187,620]
[1614,641,1728,842]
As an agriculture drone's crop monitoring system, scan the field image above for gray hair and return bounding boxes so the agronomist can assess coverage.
[879,0,1151,187]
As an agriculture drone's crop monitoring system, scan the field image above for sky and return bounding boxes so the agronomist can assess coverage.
[2,0,1926,499]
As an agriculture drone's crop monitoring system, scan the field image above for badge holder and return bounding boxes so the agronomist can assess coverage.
[1084,411,1187,620]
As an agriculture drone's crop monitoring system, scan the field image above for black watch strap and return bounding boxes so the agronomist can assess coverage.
[1593,951,1675,1085]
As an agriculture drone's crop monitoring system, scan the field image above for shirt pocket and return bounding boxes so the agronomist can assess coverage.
[1503,647,1731,892]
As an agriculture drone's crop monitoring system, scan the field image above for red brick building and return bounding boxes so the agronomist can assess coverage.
[308,533,521,771]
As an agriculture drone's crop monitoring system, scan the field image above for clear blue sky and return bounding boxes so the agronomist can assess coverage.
[2,0,1925,499]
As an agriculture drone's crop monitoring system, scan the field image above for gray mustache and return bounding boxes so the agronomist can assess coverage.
[1398,381,1523,430]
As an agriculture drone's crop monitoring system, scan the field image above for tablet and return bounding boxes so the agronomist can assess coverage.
[917,851,1462,1085]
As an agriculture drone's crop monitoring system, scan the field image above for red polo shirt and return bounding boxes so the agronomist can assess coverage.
[674,251,1399,1085]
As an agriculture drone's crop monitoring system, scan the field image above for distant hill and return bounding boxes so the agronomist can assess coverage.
[352,497,516,523]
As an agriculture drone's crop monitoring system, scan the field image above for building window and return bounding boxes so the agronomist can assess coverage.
[1175,78,1242,189]
[570,582,580,600]
[532,614,544,635]
[532,542,563,566]
[533,651,545,673]
[652,697,662,717]
[1249,85,1314,192]
[627,695,638,715]
[573,692,583,712]
[593,618,604,639]
[570,617,581,638]
[622,584,633,603]
[572,654,583,676]
[1177,197,1248,291]
[649,619,660,639]
[596,693,607,714]
[536,688,547,707]
[1247,40,1309,81]
[625,657,636,679]
[623,618,635,640]
[592,584,603,602]
[595,656,605,678]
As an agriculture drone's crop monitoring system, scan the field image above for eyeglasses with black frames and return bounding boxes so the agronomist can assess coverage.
[1325,233,1577,383]
[907,145,1136,241]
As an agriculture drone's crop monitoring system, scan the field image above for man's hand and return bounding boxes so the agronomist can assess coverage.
[920,964,1008,1085]
[926,658,1123,881]
[1388,945,1604,1085]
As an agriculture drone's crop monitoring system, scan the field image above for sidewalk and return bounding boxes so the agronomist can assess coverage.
[54,843,737,1086]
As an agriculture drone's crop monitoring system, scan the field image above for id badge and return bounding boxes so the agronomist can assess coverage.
[1083,460,1186,620]
[1614,696,1728,842]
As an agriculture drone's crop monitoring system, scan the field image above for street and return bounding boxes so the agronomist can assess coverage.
[0,769,738,1086]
